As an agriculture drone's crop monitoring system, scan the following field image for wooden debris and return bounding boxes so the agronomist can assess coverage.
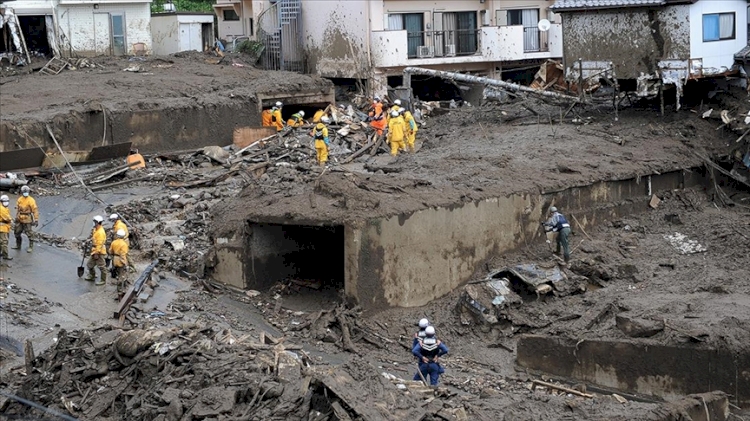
[532,379,594,398]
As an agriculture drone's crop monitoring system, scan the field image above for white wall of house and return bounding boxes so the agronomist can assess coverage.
[58,1,151,56]
[689,0,747,73]
[215,0,252,43]
[152,13,212,55]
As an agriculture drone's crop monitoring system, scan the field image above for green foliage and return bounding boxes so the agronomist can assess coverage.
[151,0,214,14]
[236,40,265,62]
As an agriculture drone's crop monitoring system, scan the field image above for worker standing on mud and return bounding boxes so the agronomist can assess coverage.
[287,110,305,128]
[85,215,108,285]
[109,229,129,294]
[13,185,38,253]
[311,116,330,167]
[387,99,402,124]
[272,101,284,132]
[368,97,386,136]
[109,214,136,273]
[387,110,406,156]
[542,206,572,265]
[261,107,274,127]
[401,108,418,153]
[412,326,449,387]
[0,195,12,262]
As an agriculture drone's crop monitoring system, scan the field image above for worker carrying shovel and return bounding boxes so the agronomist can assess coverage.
[542,206,572,265]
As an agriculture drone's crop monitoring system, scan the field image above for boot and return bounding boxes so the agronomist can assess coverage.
[95,271,107,286]
[85,269,96,282]
[26,241,33,253]
[11,237,21,249]
[2,254,12,261]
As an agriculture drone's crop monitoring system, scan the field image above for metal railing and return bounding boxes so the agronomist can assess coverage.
[523,27,549,53]
[256,0,304,72]
[407,29,480,59]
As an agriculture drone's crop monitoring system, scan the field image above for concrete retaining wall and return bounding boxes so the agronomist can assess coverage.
[517,335,750,408]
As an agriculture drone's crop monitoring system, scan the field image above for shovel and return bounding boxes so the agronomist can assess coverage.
[77,245,87,278]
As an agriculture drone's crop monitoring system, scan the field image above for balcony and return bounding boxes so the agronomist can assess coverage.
[370,23,562,68]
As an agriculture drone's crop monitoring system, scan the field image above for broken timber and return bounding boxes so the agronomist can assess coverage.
[114,259,159,319]
[402,67,580,102]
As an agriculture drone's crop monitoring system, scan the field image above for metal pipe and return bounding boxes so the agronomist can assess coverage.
[0,178,28,188]
[402,66,579,102]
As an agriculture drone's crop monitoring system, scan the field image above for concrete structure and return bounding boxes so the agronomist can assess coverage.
[209,167,705,310]
[0,0,152,57]
[151,12,213,55]
[550,0,747,96]
[213,0,253,44]
[225,0,563,96]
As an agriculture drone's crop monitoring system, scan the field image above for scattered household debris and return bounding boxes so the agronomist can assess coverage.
[663,232,707,254]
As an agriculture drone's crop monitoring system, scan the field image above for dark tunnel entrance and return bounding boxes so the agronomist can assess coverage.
[247,223,345,307]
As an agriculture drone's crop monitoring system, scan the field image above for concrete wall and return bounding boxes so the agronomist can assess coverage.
[58,1,152,56]
[517,335,750,408]
[0,99,259,153]
[347,169,703,309]
[688,0,747,74]
[150,14,178,55]
[216,0,253,43]
[561,6,690,79]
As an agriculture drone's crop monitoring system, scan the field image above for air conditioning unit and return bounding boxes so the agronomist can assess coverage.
[417,46,433,58]
[445,44,456,57]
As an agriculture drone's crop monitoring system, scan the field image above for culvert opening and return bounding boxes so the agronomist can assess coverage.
[248,223,345,302]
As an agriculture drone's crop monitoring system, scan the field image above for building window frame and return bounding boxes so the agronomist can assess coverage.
[702,12,735,42]
[223,9,240,21]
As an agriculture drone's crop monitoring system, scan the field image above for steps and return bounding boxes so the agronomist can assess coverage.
[39,57,68,75]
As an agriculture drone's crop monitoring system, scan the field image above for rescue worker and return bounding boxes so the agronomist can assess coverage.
[287,110,305,128]
[261,107,274,127]
[13,185,39,253]
[109,213,136,273]
[312,108,326,123]
[108,229,129,292]
[387,99,402,124]
[271,101,284,132]
[412,326,449,386]
[85,215,108,285]
[386,110,406,156]
[127,149,146,169]
[413,318,430,348]
[402,107,418,153]
[368,97,386,136]
[542,206,572,264]
[311,116,330,167]
[0,195,12,262]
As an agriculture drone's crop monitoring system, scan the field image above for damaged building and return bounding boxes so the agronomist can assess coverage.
[221,0,565,98]
[550,0,748,106]
[0,0,152,61]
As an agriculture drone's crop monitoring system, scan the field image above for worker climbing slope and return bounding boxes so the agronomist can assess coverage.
[287,110,305,128]
[13,185,39,253]
[412,326,449,387]
[542,206,572,265]
[311,116,330,167]
[387,110,406,156]
[368,97,386,136]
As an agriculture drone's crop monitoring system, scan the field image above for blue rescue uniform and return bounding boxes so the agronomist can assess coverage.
[412,337,449,386]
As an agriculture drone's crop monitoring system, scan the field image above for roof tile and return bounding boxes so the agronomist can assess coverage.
[550,0,667,11]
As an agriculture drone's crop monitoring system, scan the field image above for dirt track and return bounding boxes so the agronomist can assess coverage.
[1,53,749,419]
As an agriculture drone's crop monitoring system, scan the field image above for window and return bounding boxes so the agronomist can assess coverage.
[702,12,735,41]
[223,9,240,21]
[507,9,543,52]
[388,13,424,58]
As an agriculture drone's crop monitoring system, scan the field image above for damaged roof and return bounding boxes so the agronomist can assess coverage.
[550,0,695,11]
[735,44,750,61]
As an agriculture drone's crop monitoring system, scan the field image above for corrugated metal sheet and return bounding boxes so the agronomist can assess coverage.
[550,0,666,11]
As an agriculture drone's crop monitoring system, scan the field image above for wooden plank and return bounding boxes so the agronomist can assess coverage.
[233,127,276,149]
[114,260,159,319]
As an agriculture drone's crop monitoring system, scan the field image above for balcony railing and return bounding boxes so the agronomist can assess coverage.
[406,29,480,59]
[523,27,549,53]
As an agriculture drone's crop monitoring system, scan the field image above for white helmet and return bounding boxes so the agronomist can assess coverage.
[418,318,429,329]
[21,185,30,193]
[298,111,305,117]
[374,96,381,102]
[93,215,104,223]
[0,195,9,204]
[394,99,401,105]
[116,229,126,238]
[425,326,436,336]
[275,101,283,108]
[321,116,330,124]
[390,110,399,117]
[549,206,558,213]
[109,213,119,221]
